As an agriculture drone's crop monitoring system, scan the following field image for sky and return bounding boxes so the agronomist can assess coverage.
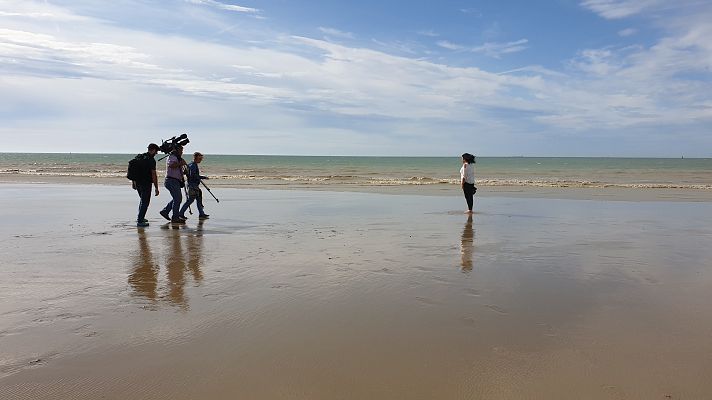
[1,0,711,156]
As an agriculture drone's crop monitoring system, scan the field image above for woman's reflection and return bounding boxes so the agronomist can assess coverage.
[460,214,474,272]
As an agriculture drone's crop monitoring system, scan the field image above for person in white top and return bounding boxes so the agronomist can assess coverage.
[460,153,477,213]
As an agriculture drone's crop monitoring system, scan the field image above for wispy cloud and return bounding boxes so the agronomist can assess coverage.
[0,1,90,21]
[580,0,665,19]
[460,8,482,17]
[437,39,528,58]
[471,39,529,58]
[580,0,706,19]
[184,0,259,13]
[436,40,463,51]
[318,27,354,39]
[618,27,637,36]
[417,30,439,37]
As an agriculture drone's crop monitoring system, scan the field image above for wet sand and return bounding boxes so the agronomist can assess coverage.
[1,184,711,399]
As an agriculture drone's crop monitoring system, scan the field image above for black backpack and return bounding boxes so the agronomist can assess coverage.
[126,153,151,181]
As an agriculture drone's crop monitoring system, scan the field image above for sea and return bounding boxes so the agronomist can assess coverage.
[1,153,711,190]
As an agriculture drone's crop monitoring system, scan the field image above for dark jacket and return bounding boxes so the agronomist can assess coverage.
[186,161,207,188]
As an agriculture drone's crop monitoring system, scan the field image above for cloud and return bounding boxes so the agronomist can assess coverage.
[460,8,482,17]
[580,0,665,19]
[471,39,529,58]
[436,40,463,51]
[436,39,528,58]
[618,28,637,36]
[417,30,439,37]
[0,28,164,77]
[184,0,258,13]
[318,27,354,39]
[569,48,621,76]
[580,0,706,19]
[0,0,90,21]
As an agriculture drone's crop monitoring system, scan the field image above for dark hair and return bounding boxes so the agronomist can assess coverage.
[147,143,160,151]
[461,153,475,164]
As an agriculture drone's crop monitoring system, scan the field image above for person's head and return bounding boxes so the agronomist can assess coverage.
[173,145,183,156]
[461,153,475,164]
[193,152,204,163]
[147,143,160,156]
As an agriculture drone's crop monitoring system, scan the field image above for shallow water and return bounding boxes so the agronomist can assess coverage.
[2,153,711,190]
[1,185,711,399]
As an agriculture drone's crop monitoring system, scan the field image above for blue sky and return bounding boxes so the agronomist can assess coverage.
[1,0,711,156]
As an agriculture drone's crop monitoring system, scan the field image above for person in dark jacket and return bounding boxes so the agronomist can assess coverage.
[133,143,160,227]
[179,152,210,220]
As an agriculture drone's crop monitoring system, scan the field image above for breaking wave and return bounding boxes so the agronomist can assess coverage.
[2,169,710,190]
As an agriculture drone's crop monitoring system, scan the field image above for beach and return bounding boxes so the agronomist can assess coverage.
[1,183,711,399]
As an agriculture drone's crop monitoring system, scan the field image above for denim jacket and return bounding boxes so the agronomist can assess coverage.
[186,161,207,188]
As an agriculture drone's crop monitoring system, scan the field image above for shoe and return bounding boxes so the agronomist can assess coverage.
[171,218,185,224]
[141,218,148,223]
[137,221,149,227]
[198,214,210,220]
[178,215,188,221]
[159,210,170,220]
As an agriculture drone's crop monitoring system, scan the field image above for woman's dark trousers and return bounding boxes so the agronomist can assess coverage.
[463,183,475,211]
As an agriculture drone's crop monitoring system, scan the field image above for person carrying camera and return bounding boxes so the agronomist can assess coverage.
[179,152,210,220]
[132,143,160,227]
[159,145,187,223]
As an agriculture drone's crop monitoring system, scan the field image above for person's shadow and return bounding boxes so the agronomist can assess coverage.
[128,230,158,303]
[460,214,475,272]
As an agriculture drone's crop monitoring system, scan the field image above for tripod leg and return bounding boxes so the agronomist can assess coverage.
[201,181,219,202]
[183,186,193,215]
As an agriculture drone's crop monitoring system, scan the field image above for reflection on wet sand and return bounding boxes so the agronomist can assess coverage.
[166,224,188,309]
[186,220,205,284]
[460,214,474,272]
[128,230,158,301]
[128,221,205,309]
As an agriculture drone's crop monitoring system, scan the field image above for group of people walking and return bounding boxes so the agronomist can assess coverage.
[131,143,210,227]
[131,145,478,227]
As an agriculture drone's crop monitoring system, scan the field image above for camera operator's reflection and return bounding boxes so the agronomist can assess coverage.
[186,219,205,284]
[128,230,158,302]
[166,224,188,309]
[460,214,475,272]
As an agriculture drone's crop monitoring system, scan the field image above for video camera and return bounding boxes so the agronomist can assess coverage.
[159,133,190,154]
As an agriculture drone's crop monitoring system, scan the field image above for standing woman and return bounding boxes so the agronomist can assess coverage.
[460,153,477,213]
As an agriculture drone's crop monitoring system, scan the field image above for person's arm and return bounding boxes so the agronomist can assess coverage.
[461,165,466,188]
[152,169,159,196]
[166,155,179,167]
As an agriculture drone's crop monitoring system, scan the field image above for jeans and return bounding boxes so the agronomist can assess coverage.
[180,187,205,217]
[136,182,152,222]
[463,183,476,211]
[162,178,183,218]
